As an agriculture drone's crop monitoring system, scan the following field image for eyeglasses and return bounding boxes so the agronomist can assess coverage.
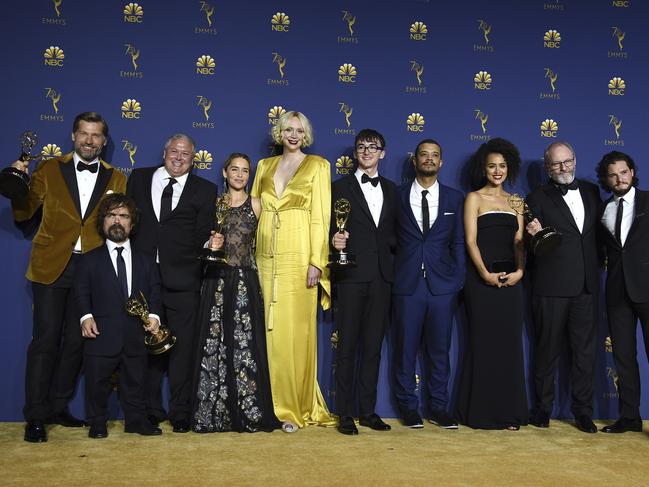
[548,157,575,170]
[355,144,383,153]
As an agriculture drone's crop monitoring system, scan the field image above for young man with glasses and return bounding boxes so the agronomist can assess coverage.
[526,141,602,433]
[330,129,397,435]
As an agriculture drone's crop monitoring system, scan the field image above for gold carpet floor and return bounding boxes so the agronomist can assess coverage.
[1,420,648,486]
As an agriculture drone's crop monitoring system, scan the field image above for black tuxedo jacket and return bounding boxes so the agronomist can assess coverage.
[74,244,162,357]
[526,179,602,297]
[126,167,217,292]
[600,189,649,305]
[330,174,397,283]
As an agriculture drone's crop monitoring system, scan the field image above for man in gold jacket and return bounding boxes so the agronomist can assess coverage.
[10,112,127,442]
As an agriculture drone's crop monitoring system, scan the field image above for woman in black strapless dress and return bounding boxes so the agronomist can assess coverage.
[456,138,529,430]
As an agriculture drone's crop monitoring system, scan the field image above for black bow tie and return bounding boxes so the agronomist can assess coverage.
[361,173,379,187]
[77,161,99,173]
[555,179,578,196]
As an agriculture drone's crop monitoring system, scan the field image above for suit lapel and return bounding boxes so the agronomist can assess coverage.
[59,156,81,218]
[377,176,391,227]
[401,182,420,235]
[544,184,579,232]
[349,176,374,224]
[626,189,648,244]
[164,172,194,221]
[84,161,113,223]
[429,183,446,234]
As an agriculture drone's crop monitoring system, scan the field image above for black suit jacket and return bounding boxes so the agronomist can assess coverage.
[526,179,601,297]
[330,174,397,283]
[600,189,649,304]
[74,244,162,356]
[126,167,217,292]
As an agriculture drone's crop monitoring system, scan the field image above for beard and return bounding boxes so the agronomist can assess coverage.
[75,144,103,162]
[106,224,127,243]
[550,169,575,185]
[417,166,439,178]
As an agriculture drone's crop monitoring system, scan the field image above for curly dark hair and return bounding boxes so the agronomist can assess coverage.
[595,150,639,192]
[96,193,138,238]
[469,137,521,191]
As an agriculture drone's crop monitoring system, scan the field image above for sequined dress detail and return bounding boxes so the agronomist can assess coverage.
[192,196,280,432]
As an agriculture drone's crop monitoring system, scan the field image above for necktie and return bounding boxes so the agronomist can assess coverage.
[421,189,429,237]
[160,177,177,221]
[77,161,99,173]
[615,197,624,246]
[116,247,128,299]
[361,173,379,187]
[556,179,579,196]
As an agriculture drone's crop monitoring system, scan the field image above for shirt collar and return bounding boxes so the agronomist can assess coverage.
[106,238,131,254]
[155,165,190,188]
[614,185,635,204]
[73,152,100,167]
[412,178,438,194]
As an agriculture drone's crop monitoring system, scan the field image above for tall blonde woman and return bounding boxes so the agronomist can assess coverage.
[251,111,335,432]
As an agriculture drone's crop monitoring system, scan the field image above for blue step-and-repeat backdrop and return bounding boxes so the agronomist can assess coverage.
[0,0,647,421]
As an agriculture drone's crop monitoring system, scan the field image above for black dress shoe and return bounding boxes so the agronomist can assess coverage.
[337,416,358,435]
[147,415,161,427]
[88,423,108,439]
[359,413,391,431]
[575,414,597,434]
[428,410,458,429]
[125,422,163,436]
[172,419,190,433]
[402,410,423,429]
[24,420,47,443]
[601,417,643,433]
[48,410,87,427]
[530,410,550,428]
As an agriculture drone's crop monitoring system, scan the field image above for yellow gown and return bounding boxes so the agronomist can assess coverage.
[251,154,336,427]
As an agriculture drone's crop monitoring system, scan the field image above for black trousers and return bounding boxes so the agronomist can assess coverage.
[84,352,147,426]
[607,293,649,420]
[24,255,83,420]
[334,278,391,417]
[532,292,597,417]
[145,289,199,423]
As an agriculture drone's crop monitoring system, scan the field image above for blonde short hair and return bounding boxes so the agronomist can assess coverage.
[270,111,314,148]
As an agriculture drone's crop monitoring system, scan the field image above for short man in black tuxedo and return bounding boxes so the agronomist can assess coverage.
[597,151,648,434]
[331,129,397,435]
[75,193,162,438]
[126,134,216,432]
[9,112,127,442]
[526,141,602,433]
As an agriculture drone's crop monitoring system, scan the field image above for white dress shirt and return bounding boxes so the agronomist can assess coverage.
[562,186,585,234]
[80,238,160,325]
[151,166,189,221]
[410,178,439,232]
[73,152,100,252]
[601,185,635,246]
[355,168,383,226]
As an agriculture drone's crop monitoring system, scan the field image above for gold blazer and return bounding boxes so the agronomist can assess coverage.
[12,152,127,284]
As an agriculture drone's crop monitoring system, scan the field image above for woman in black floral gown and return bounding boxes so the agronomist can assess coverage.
[192,153,280,433]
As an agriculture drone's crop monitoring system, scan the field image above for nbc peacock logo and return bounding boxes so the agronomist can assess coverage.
[336,156,354,175]
[271,12,290,32]
[41,144,62,160]
[406,113,425,132]
[608,77,625,96]
[474,71,492,90]
[543,29,561,48]
[268,106,286,125]
[44,46,64,67]
[410,21,427,41]
[338,63,357,83]
[123,3,143,23]
[540,119,558,138]
[121,99,141,119]
[193,150,213,170]
[196,55,215,75]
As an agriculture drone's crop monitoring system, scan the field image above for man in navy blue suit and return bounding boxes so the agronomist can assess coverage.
[75,193,163,438]
[392,139,465,429]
